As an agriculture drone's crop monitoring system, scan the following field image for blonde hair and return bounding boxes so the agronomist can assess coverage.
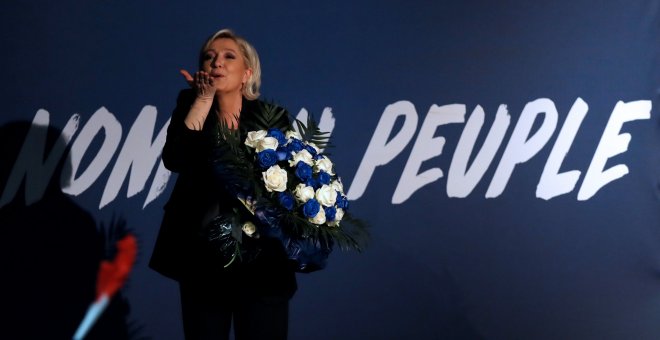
[199,29,261,100]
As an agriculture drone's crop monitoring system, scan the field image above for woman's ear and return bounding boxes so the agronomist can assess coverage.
[243,68,253,84]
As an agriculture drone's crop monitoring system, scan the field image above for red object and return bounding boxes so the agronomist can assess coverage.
[95,234,138,301]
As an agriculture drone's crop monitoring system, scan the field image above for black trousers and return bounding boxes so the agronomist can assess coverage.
[179,280,289,340]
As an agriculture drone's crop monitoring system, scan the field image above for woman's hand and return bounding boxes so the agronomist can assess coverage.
[180,69,215,130]
[180,69,215,102]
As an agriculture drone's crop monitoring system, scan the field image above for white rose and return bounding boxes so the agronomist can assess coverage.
[256,136,279,152]
[245,130,267,148]
[242,221,257,237]
[262,165,288,192]
[288,149,314,167]
[314,155,334,175]
[330,179,344,194]
[285,130,302,141]
[315,185,337,207]
[293,183,315,202]
[328,208,344,227]
[309,208,326,225]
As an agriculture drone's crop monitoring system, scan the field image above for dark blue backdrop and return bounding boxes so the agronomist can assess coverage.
[1,1,659,339]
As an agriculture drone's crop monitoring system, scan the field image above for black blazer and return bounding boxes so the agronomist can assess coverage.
[149,89,296,298]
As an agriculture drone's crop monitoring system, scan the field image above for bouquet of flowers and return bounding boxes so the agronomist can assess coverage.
[207,102,368,272]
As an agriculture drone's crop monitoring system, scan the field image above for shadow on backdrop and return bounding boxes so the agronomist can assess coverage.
[0,121,143,339]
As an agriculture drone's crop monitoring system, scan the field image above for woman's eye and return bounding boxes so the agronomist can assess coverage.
[226,53,236,59]
[203,53,215,60]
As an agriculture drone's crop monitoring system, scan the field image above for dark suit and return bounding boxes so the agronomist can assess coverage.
[150,89,296,339]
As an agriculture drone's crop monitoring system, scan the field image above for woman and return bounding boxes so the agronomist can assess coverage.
[150,29,296,340]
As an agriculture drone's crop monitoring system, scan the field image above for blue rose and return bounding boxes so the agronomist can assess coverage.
[336,194,349,210]
[295,161,313,181]
[276,149,288,161]
[289,139,305,152]
[267,128,287,145]
[282,145,294,160]
[257,149,278,169]
[302,199,320,218]
[324,206,337,221]
[305,177,319,189]
[318,171,331,185]
[278,192,295,211]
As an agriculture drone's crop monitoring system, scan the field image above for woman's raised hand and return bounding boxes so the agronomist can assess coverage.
[180,69,215,101]
[180,69,215,130]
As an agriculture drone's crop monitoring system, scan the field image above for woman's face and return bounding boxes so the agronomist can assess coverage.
[201,38,251,95]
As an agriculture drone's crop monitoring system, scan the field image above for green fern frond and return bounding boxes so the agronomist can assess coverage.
[294,112,331,150]
[247,101,291,131]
